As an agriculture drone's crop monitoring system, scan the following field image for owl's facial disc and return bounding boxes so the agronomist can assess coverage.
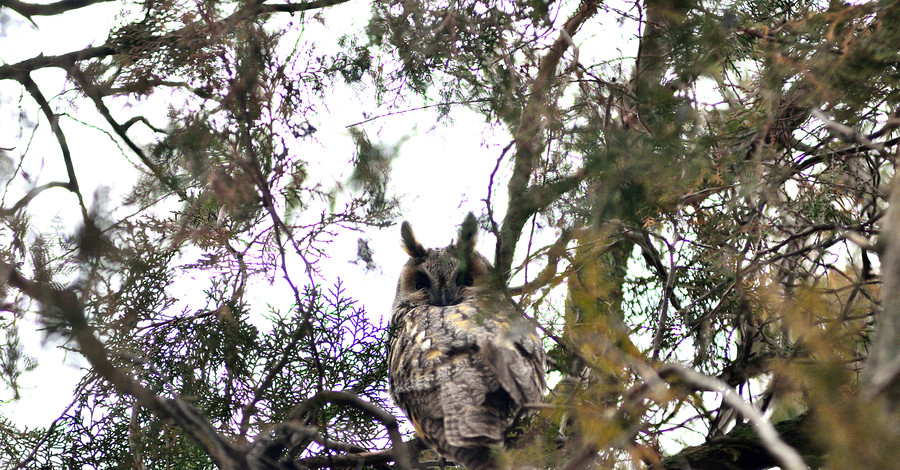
[411,267,468,307]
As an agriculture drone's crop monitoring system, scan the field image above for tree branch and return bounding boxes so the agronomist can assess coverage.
[18,73,90,223]
[863,157,900,404]
[651,414,820,470]
[658,364,807,470]
[0,45,116,81]
[67,67,188,200]
[497,0,600,278]
[295,448,407,469]
[509,225,590,295]
[0,181,70,216]
[289,391,412,470]
[18,76,81,191]
[0,0,111,19]
[0,0,352,81]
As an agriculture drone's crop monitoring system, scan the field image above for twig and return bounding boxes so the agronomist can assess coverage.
[651,234,678,362]
[18,74,88,221]
[508,225,589,295]
[345,98,491,128]
[68,67,188,201]
[13,396,79,469]
[486,140,514,262]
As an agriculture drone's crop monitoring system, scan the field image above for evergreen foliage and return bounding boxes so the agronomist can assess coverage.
[1,0,900,468]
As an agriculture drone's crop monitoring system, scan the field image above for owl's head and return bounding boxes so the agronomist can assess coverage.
[394,213,492,307]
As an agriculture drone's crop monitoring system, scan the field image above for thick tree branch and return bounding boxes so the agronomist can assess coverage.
[0,0,351,82]
[0,0,111,18]
[0,45,115,81]
[863,158,900,403]
[658,364,807,470]
[497,0,600,278]
[295,448,398,469]
[651,414,820,470]
[289,391,412,470]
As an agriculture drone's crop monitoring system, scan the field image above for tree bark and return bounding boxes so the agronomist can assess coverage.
[863,159,900,405]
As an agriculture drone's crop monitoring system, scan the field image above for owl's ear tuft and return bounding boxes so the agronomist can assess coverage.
[456,212,478,255]
[455,214,478,287]
[401,221,427,258]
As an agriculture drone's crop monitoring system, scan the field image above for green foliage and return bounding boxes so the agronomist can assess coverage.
[10,282,387,469]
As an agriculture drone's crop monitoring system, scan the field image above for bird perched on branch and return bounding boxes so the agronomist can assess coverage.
[388,213,546,469]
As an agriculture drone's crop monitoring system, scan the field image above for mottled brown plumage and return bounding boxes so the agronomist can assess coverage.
[388,214,546,470]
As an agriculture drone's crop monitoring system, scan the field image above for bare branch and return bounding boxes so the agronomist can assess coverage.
[295,448,398,469]
[67,67,187,200]
[0,181,69,216]
[811,108,883,151]
[0,0,352,81]
[659,364,807,470]
[0,45,115,81]
[651,235,679,362]
[345,98,491,128]
[508,225,590,295]
[0,0,111,18]
[18,74,87,220]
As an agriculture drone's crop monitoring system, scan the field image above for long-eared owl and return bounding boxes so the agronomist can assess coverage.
[388,214,546,470]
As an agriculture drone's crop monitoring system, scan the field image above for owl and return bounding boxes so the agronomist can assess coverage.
[388,214,546,470]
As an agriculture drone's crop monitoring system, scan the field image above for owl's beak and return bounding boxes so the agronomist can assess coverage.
[431,287,461,307]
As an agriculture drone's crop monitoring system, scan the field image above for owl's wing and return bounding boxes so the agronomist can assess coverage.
[440,363,506,446]
[478,316,546,407]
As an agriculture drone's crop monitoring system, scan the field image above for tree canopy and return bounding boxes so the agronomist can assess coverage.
[1,0,900,468]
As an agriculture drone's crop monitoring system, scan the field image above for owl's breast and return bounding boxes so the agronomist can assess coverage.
[388,301,495,395]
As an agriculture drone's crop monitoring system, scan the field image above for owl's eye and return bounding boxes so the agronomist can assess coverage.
[459,271,474,287]
[415,272,431,290]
